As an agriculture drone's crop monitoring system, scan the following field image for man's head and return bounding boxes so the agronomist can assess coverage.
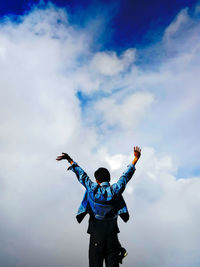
[94,167,110,184]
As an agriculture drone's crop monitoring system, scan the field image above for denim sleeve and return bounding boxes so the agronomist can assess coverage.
[111,163,136,195]
[68,162,95,190]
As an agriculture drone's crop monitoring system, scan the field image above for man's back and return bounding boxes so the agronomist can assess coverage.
[69,162,135,223]
[68,161,136,267]
[87,182,120,237]
[56,146,141,267]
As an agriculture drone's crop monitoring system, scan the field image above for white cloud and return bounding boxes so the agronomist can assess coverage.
[164,8,190,40]
[95,91,154,129]
[119,147,200,267]
[90,48,135,76]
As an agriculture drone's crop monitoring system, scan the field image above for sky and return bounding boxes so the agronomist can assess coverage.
[0,0,200,266]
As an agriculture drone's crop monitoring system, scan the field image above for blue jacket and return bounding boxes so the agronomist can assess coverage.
[68,162,136,223]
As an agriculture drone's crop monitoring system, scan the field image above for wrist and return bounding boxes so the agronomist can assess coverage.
[132,158,138,165]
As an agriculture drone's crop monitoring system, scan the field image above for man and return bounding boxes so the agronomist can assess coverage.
[56,146,141,267]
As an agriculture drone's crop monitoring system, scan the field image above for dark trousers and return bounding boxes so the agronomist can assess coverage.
[89,233,120,267]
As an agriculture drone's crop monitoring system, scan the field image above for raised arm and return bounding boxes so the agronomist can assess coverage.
[112,146,141,195]
[56,153,95,190]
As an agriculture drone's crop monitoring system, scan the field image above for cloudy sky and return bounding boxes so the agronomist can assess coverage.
[0,0,200,266]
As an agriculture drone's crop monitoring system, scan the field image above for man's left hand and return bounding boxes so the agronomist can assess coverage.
[56,153,73,164]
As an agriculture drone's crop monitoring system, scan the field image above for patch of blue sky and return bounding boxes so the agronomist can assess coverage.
[0,13,22,24]
[135,8,200,69]
[134,41,167,70]
[76,90,105,130]
[93,0,199,52]
[76,89,123,136]
[76,90,91,112]
[76,86,123,113]
[177,167,200,179]
[0,0,199,52]
[0,0,40,17]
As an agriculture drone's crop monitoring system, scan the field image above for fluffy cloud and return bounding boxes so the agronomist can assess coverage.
[95,91,154,129]
[122,148,200,267]
[90,48,135,76]
[163,8,190,41]
[0,2,200,267]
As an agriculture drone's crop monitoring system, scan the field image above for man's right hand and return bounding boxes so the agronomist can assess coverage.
[56,153,73,164]
[132,146,141,165]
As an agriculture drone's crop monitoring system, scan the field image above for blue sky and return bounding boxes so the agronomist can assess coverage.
[0,1,200,267]
[0,0,198,50]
